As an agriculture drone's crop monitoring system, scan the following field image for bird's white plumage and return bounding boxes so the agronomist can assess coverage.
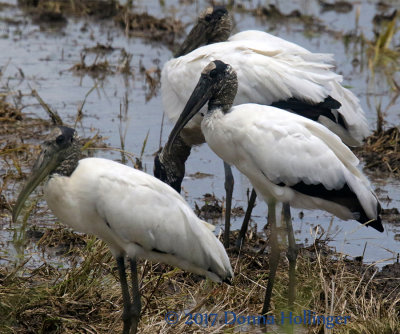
[45,158,233,282]
[201,104,379,221]
[162,30,369,146]
[228,30,322,56]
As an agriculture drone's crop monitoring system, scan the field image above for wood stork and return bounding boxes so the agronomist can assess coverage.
[154,6,370,248]
[165,60,383,314]
[12,126,233,334]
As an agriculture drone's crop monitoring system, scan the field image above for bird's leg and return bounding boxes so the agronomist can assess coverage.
[223,162,234,248]
[235,188,257,250]
[116,256,133,334]
[262,201,280,315]
[129,258,142,334]
[283,202,297,310]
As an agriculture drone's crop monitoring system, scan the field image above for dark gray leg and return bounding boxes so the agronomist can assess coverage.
[116,256,133,334]
[235,188,257,250]
[223,162,234,248]
[262,201,280,315]
[283,202,297,310]
[129,258,141,334]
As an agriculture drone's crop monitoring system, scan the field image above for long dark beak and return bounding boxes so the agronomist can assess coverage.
[165,75,214,154]
[12,145,60,223]
[174,21,209,57]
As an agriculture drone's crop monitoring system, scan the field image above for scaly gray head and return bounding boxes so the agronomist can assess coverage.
[165,60,238,154]
[12,126,80,223]
[175,6,232,57]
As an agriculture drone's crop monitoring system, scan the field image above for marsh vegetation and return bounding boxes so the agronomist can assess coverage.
[0,0,399,333]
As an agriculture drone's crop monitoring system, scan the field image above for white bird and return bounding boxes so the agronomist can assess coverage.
[154,6,370,247]
[165,60,383,314]
[13,126,233,334]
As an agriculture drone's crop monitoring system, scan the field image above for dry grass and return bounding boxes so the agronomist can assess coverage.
[0,229,399,334]
[142,67,161,102]
[18,0,119,19]
[356,127,400,176]
[0,238,121,333]
[0,95,53,214]
[17,0,184,47]
[0,100,22,122]
[70,53,113,80]
[115,11,183,42]
[69,48,135,80]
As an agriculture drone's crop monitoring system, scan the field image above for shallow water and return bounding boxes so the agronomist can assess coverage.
[0,0,399,270]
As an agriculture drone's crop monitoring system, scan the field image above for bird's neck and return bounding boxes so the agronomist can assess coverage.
[208,77,238,114]
[156,134,191,192]
[174,18,232,57]
[53,144,81,177]
[208,101,231,114]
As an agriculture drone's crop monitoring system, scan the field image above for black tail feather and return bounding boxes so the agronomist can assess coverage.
[277,181,384,233]
[271,95,344,127]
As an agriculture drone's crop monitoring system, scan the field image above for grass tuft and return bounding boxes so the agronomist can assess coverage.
[1,229,398,333]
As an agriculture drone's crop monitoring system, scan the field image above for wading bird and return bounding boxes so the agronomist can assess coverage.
[154,6,370,247]
[165,60,383,314]
[13,126,233,334]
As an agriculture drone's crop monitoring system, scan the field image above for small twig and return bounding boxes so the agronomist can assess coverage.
[140,130,150,161]
[4,257,31,283]
[141,271,164,314]
[31,88,63,125]
[75,83,98,128]
[0,58,11,80]
[118,92,129,165]
[361,242,368,260]
[159,112,165,150]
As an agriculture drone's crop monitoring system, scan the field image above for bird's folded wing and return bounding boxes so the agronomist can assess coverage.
[86,162,229,274]
[162,39,339,123]
[228,107,352,190]
[228,30,334,63]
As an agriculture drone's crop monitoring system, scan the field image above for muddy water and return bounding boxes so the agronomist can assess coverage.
[0,0,399,270]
